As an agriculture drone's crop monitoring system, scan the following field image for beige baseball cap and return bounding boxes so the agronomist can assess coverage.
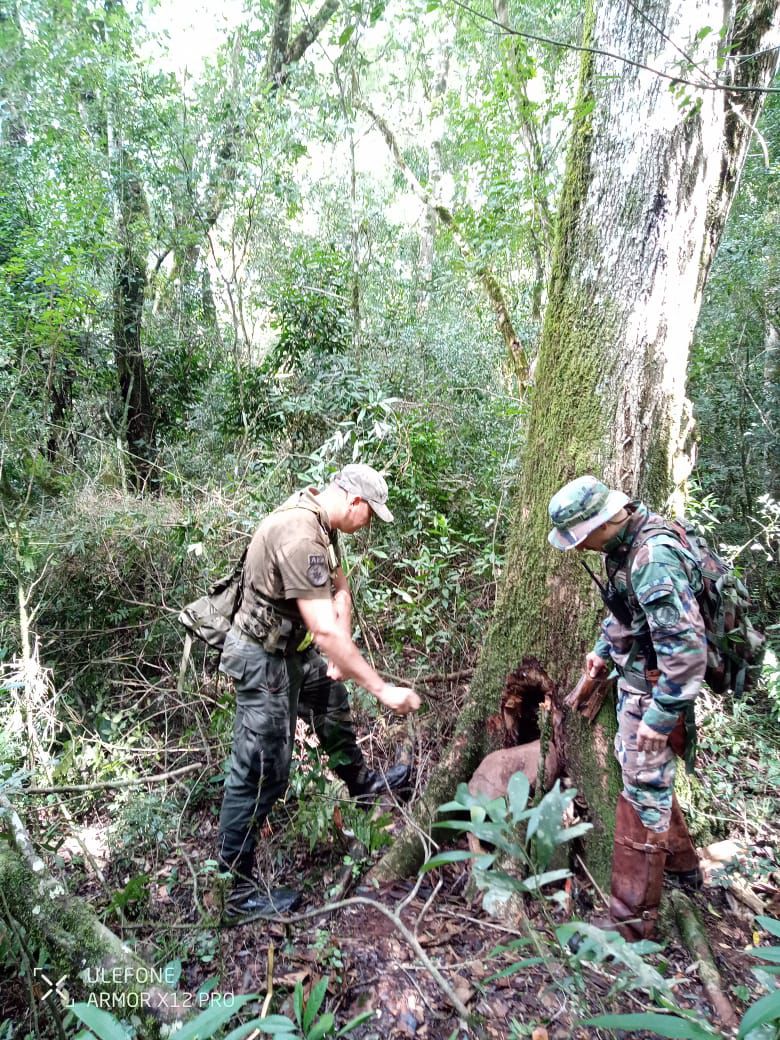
[335,464,394,522]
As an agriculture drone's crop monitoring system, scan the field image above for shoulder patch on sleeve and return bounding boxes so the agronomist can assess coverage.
[307,553,328,587]
[651,601,681,627]
[638,581,675,606]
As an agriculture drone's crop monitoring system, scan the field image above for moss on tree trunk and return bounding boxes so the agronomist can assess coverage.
[379,0,780,887]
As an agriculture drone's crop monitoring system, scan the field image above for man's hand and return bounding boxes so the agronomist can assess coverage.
[378,684,421,715]
[636,719,669,754]
[585,651,608,678]
[326,659,345,681]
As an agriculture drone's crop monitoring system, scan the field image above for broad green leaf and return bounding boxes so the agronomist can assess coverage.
[486,938,533,958]
[507,771,530,819]
[163,959,183,987]
[294,980,305,1027]
[437,801,466,814]
[336,1010,375,1035]
[169,994,257,1040]
[307,1012,335,1040]
[756,917,780,939]
[303,978,328,1033]
[253,1017,299,1035]
[751,949,780,964]
[483,957,545,982]
[740,990,780,1037]
[224,1020,286,1040]
[520,868,571,892]
[527,781,573,869]
[420,850,474,872]
[198,976,221,997]
[585,1013,719,1038]
[69,1005,128,1040]
[560,821,593,842]
[338,26,354,45]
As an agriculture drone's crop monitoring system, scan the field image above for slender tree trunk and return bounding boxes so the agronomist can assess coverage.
[362,102,530,386]
[379,0,780,885]
[493,0,554,322]
[417,23,454,314]
[112,160,155,490]
[764,320,780,498]
[178,5,340,305]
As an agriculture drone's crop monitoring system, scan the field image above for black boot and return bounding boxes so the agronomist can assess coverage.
[338,762,412,802]
[222,880,302,926]
[219,854,302,926]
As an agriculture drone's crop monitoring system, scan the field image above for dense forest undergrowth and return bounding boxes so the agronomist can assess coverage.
[1,0,779,1037]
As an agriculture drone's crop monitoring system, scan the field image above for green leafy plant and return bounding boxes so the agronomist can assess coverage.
[421,773,591,903]
[582,915,780,1039]
[290,976,373,1038]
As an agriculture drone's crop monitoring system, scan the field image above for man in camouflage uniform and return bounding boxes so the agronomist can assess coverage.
[218,464,420,924]
[548,475,704,941]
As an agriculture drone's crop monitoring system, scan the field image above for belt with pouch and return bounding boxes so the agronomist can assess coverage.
[232,624,312,657]
[614,663,661,694]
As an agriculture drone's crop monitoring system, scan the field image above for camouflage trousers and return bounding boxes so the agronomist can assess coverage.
[614,680,684,833]
[217,628,366,872]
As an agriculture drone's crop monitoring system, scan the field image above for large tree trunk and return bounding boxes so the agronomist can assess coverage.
[379,0,780,885]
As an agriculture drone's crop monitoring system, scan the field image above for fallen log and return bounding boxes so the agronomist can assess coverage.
[669,888,738,1030]
[0,793,187,1026]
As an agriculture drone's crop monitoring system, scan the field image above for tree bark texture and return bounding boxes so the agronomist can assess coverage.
[763,321,780,498]
[113,160,156,490]
[380,0,780,886]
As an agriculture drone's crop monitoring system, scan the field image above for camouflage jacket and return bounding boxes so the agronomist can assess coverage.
[592,502,707,735]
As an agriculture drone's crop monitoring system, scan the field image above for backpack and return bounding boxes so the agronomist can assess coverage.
[176,547,247,692]
[590,513,765,694]
[178,546,247,649]
[624,519,765,697]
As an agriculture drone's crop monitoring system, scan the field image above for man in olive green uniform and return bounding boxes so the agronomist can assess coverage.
[218,464,420,924]
[548,476,704,941]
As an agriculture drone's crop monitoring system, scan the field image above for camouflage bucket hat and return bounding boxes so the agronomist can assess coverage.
[548,475,629,550]
[335,463,394,522]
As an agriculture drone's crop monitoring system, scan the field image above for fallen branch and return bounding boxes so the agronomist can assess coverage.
[727,881,766,915]
[669,889,739,1030]
[13,761,205,795]
[384,668,474,687]
[236,894,471,1020]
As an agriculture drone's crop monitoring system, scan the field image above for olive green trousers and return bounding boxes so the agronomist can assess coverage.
[217,628,365,873]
